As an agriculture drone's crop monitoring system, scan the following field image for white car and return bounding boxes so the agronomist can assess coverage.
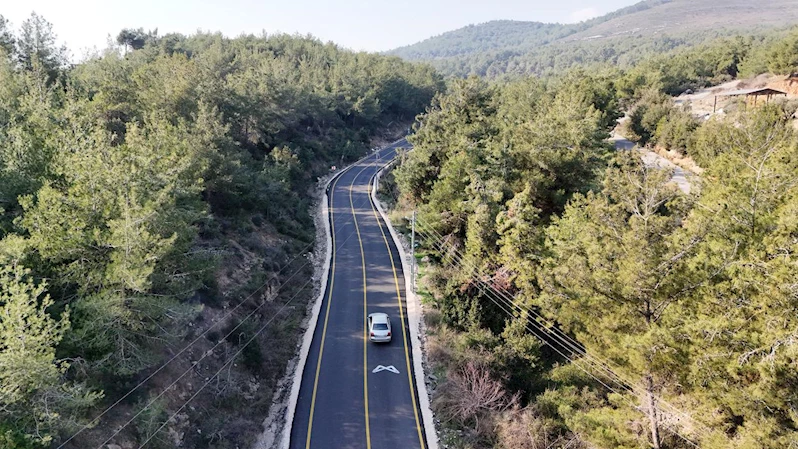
[368,313,392,343]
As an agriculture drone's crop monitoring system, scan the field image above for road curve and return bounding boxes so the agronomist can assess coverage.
[290,140,427,449]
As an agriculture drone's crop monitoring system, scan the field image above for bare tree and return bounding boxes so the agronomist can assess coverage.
[434,360,516,432]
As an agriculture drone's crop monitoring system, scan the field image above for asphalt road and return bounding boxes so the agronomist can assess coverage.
[290,140,427,449]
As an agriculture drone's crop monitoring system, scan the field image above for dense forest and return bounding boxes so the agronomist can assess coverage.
[0,13,442,449]
[389,0,680,62]
[387,24,798,449]
[394,27,798,80]
[388,0,798,78]
[4,2,798,449]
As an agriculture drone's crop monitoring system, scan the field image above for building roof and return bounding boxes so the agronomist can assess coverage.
[716,87,787,97]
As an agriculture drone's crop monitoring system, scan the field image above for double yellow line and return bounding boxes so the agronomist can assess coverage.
[305,147,425,449]
[366,166,427,449]
[349,164,372,449]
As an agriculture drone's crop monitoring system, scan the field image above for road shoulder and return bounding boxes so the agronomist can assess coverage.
[372,164,440,449]
[255,169,338,449]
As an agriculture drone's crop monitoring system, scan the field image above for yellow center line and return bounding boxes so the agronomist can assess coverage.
[304,171,343,449]
[305,163,370,449]
[368,150,427,449]
[349,163,372,449]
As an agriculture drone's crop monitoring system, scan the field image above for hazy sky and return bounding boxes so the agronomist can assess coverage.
[2,0,640,58]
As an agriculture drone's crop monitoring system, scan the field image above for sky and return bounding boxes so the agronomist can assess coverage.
[2,0,640,59]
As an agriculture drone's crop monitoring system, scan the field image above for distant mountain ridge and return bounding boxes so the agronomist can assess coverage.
[389,0,672,61]
[389,20,568,60]
[389,0,798,77]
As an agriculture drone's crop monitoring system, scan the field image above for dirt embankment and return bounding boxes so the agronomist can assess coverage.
[68,126,415,449]
[676,74,798,117]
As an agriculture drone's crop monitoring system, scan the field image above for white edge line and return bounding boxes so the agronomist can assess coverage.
[372,160,440,449]
[279,139,408,449]
[278,172,335,449]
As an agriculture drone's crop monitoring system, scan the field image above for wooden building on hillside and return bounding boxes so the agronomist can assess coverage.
[713,87,787,113]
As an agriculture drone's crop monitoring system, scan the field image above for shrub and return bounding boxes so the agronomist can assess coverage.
[433,360,517,434]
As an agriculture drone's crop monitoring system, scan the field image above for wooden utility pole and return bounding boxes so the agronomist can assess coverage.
[410,210,416,293]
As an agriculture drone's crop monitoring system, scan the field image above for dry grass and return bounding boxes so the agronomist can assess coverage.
[652,145,704,174]
[495,408,587,449]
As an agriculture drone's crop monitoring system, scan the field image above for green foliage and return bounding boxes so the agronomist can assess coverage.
[654,106,699,154]
[224,320,264,374]
[116,28,156,51]
[0,19,443,445]
[133,397,173,449]
[390,0,795,80]
[617,36,753,98]
[15,13,66,82]
[0,266,68,410]
[766,28,798,74]
[396,69,621,446]
[0,15,14,58]
[391,20,581,61]
[0,264,101,445]
[680,106,798,447]
[0,426,43,449]
[539,153,693,447]
[623,90,673,144]
[404,93,798,447]
[396,71,615,332]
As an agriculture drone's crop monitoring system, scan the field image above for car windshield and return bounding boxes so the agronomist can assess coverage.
[373,323,389,330]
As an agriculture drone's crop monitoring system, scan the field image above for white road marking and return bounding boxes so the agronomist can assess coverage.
[372,365,400,374]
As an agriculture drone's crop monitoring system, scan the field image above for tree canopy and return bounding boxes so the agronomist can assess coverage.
[395,65,798,448]
[0,18,442,447]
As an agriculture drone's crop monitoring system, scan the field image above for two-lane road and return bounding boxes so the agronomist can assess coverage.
[291,140,426,449]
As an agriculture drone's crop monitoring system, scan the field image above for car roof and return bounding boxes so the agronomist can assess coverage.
[369,312,389,323]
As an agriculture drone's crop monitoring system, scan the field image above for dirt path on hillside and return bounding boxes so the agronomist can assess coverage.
[610,133,693,194]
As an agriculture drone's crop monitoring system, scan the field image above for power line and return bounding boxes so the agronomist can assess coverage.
[415,224,702,447]
[136,276,315,449]
[413,218,705,432]
[411,217,710,436]
[95,251,316,448]
[58,238,317,449]
[409,216,703,447]
[133,153,400,448]
[91,147,399,448]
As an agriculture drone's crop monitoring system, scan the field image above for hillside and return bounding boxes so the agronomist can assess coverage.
[566,0,798,42]
[389,0,798,77]
[0,14,443,448]
[389,20,570,60]
[388,29,798,445]
[389,0,671,61]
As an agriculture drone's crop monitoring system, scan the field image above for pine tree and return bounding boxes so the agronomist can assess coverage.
[0,264,99,444]
[682,105,798,447]
[16,13,65,81]
[0,15,14,59]
[539,153,695,448]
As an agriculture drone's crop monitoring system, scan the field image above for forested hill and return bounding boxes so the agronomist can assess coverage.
[0,14,442,448]
[388,29,798,447]
[388,0,798,77]
[388,0,669,61]
[388,20,573,61]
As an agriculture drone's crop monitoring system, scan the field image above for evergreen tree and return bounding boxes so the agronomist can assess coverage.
[0,264,100,445]
[538,153,695,448]
[16,13,65,81]
[0,15,15,58]
[0,20,443,446]
[116,28,149,51]
[682,106,798,448]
